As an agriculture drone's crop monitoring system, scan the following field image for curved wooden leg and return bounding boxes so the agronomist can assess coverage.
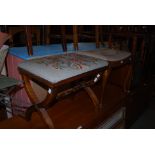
[25,104,54,128]
[123,65,132,93]
[84,87,99,111]
[21,74,57,128]
[21,74,39,104]
[25,103,43,120]
[21,74,57,106]
[83,69,111,111]
[100,68,111,109]
[40,89,58,108]
[38,108,54,129]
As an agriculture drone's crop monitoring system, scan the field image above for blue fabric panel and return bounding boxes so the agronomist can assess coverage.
[9,43,105,60]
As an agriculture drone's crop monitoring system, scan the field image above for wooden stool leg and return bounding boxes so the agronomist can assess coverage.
[100,68,111,109]
[84,87,99,109]
[25,104,54,128]
[21,74,58,128]
[21,74,39,104]
[21,74,58,106]
[38,108,54,129]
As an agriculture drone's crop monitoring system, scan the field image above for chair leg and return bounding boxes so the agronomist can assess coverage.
[61,26,67,52]
[73,25,78,51]
[25,26,33,56]
[95,25,100,48]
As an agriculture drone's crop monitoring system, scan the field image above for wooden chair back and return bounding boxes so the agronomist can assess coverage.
[8,26,41,47]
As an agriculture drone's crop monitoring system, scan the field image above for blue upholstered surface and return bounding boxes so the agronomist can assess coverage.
[9,43,104,60]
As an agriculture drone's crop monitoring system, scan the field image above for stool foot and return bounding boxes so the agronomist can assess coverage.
[25,104,54,128]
